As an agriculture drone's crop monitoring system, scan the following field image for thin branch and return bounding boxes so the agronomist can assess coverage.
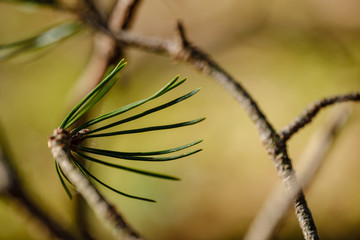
[0,128,79,240]
[48,128,145,240]
[280,92,360,141]
[10,1,359,239]
[111,22,277,146]
[244,107,352,240]
[68,13,321,239]
[110,22,319,240]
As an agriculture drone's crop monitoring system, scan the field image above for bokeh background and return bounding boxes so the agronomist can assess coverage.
[0,0,360,239]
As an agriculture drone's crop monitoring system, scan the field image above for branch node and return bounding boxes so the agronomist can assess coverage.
[48,128,71,149]
[171,20,190,60]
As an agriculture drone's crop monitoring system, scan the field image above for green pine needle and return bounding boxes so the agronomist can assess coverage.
[78,146,202,162]
[79,140,202,157]
[72,76,187,133]
[54,59,204,201]
[60,59,126,129]
[83,89,201,135]
[85,118,205,138]
[64,73,119,128]
[0,22,81,61]
[75,152,180,180]
[57,163,76,189]
[55,161,72,199]
[72,157,155,202]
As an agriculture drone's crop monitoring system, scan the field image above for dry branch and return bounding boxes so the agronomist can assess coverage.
[62,7,322,239]
[244,107,352,240]
[7,0,360,239]
[110,22,319,240]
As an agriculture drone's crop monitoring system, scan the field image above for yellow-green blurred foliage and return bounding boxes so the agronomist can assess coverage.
[0,1,360,239]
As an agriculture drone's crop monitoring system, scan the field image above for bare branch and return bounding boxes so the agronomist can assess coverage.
[27,3,323,237]
[48,128,145,240]
[0,129,79,240]
[114,23,277,146]
[244,107,352,240]
[280,92,360,141]
[111,23,319,240]
[65,13,322,239]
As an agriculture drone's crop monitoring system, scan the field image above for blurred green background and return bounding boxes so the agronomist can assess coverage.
[0,0,360,239]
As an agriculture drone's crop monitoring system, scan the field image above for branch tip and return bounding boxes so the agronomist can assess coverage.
[280,92,360,141]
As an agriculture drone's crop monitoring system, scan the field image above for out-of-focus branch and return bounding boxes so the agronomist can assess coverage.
[0,128,79,240]
[67,32,117,105]
[67,0,143,237]
[280,93,360,141]
[49,128,144,240]
[69,0,142,104]
[108,0,142,31]
[244,107,352,240]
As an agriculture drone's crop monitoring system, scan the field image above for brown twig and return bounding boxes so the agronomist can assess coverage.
[108,22,318,239]
[280,92,360,142]
[111,23,277,146]
[61,9,322,239]
[0,128,79,240]
[49,128,144,240]
[244,107,352,240]
[39,2,360,239]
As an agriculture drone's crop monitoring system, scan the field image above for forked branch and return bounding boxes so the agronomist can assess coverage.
[69,10,320,240]
[244,107,352,240]
[111,22,319,240]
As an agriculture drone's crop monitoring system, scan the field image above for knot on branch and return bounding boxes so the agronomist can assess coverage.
[172,21,214,75]
[48,128,72,149]
[48,128,89,152]
[69,128,90,151]
[171,21,190,60]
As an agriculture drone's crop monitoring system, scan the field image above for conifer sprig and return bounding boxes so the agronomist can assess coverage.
[53,59,204,201]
